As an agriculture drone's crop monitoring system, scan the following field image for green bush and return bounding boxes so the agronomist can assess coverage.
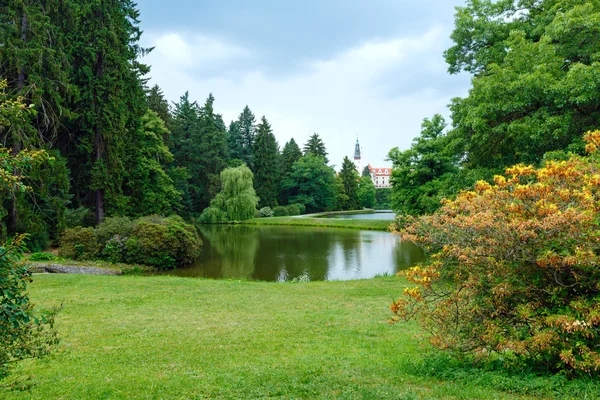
[258,207,274,218]
[285,204,301,216]
[95,217,133,249]
[58,227,99,260]
[101,235,128,264]
[292,203,306,215]
[28,252,57,262]
[125,215,201,269]
[272,206,289,217]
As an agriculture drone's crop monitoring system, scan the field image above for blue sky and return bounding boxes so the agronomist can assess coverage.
[138,0,471,168]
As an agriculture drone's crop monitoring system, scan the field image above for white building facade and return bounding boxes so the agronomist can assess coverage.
[352,139,392,189]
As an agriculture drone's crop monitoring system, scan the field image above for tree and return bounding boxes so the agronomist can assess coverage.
[196,94,229,210]
[122,110,182,216]
[227,121,244,162]
[170,92,200,218]
[252,116,280,208]
[303,133,328,163]
[284,154,336,213]
[357,176,376,209]
[146,84,172,130]
[391,130,600,375]
[66,0,149,223]
[199,165,259,222]
[338,156,359,210]
[362,166,371,177]
[447,1,600,169]
[279,138,303,204]
[388,115,458,215]
[236,106,256,167]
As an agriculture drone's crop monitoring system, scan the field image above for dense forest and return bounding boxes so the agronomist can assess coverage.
[0,0,379,252]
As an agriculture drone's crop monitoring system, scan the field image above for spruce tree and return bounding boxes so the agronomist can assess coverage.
[253,116,280,208]
[170,92,200,218]
[339,156,359,210]
[146,84,172,129]
[237,106,256,168]
[362,166,371,177]
[196,94,229,210]
[278,138,303,204]
[66,0,149,223]
[227,121,244,162]
[303,133,328,163]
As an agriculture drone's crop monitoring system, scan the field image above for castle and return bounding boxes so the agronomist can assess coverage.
[352,139,392,189]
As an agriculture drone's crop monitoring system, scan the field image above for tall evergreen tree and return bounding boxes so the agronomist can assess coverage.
[146,84,171,129]
[196,94,229,211]
[303,133,328,163]
[236,106,256,168]
[227,121,243,161]
[362,166,371,177]
[170,92,199,218]
[284,154,336,213]
[66,0,149,223]
[339,156,359,210]
[278,138,303,204]
[253,116,280,208]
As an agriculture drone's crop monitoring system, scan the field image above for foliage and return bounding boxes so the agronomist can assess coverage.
[199,165,259,222]
[94,216,133,250]
[388,115,458,215]
[252,116,280,208]
[228,106,256,168]
[339,156,359,210]
[58,227,99,260]
[64,207,94,228]
[146,84,172,130]
[284,154,336,213]
[279,138,303,204]
[258,207,274,218]
[28,252,57,262]
[357,176,376,209]
[0,235,59,381]
[375,188,392,210]
[125,215,201,269]
[447,1,600,169]
[303,133,328,164]
[391,131,600,375]
[361,166,371,178]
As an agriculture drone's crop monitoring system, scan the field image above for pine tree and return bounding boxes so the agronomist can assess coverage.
[339,156,359,210]
[303,133,328,163]
[66,0,150,223]
[362,166,371,177]
[253,116,280,208]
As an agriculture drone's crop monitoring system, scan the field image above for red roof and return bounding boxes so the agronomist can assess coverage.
[369,166,391,176]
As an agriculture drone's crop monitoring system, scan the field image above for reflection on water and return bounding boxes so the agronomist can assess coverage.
[153,225,425,281]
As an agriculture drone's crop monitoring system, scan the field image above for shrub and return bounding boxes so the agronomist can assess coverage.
[272,206,289,217]
[125,215,201,269]
[95,216,133,249]
[1,235,59,381]
[198,207,227,224]
[291,203,306,215]
[258,207,274,218]
[285,204,302,216]
[391,131,600,375]
[101,235,128,263]
[58,227,99,260]
[28,252,57,261]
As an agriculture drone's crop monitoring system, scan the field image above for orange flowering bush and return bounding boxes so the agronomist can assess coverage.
[391,131,600,374]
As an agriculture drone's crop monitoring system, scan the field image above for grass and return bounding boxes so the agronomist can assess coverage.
[243,216,392,231]
[2,275,598,399]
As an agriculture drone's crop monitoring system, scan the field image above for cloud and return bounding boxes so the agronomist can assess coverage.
[142,27,470,168]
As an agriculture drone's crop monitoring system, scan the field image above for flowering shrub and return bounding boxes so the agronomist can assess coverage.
[391,131,600,374]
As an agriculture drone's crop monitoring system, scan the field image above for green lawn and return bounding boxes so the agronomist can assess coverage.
[2,275,598,399]
[243,217,392,231]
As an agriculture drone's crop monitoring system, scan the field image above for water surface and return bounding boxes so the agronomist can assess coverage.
[155,225,424,281]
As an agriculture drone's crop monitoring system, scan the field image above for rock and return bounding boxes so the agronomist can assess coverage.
[33,264,122,275]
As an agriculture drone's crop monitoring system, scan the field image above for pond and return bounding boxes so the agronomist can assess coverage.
[153,225,425,282]
[316,211,396,220]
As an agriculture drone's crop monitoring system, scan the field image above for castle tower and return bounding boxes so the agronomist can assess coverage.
[353,138,362,173]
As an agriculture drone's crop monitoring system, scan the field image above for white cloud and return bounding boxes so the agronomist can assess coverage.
[142,27,470,168]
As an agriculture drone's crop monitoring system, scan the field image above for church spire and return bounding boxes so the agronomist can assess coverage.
[354,138,361,160]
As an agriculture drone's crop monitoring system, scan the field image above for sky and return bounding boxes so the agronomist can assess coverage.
[137,0,472,169]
